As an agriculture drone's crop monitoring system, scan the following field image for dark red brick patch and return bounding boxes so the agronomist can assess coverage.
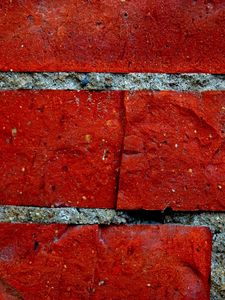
[118,91,225,210]
[0,91,124,208]
[0,224,211,299]
[0,0,224,72]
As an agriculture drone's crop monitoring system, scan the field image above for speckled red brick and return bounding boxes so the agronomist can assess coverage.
[118,91,225,210]
[0,91,124,208]
[0,224,99,300]
[93,225,212,300]
[0,0,224,73]
[0,224,211,300]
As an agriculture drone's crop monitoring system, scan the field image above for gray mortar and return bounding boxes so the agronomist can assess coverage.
[0,206,162,225]
[0,71,225,299]
[0,72,224,91]
[0,206,129,225]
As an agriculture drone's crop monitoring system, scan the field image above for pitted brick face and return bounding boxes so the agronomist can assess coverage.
[0,224,212,300]
[118,91,225,211]
[0,1,224,297]
[0,0,224,72]
[0,224,99,300]
[0,90,124,208]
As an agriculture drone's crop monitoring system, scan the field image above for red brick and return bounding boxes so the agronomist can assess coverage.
[0,91,124,208]
[118,91,225,210]
[0,224,99,300]
[0,224,211,300]
[93,225,212,300]
[0,1,224,73]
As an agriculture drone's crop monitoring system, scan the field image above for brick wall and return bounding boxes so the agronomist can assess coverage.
[0,1,225,299]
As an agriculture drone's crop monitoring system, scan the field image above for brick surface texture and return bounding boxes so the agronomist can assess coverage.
[118,91,225,211]
[1,91,224,210]
[1,0,224,298]
[0,224,212,300]
[0,91,124,208]
[0,0,224,72]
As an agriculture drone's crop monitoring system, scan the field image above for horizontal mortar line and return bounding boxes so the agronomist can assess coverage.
[0,205,130,225]
[0,72,224,91]
[0,206,163,225]
[0,205,225,225]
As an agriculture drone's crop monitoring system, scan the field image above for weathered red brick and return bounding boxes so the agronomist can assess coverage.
[0,91,124,208]
[0,1,224,73]
[0,224,211,300]
[118,91,225,210]
[93,225,212,300]
[0,224,99,300]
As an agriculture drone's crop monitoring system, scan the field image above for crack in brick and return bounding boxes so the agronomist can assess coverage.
[114,91,126,209]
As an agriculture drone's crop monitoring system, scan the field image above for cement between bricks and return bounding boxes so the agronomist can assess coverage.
[0,72,224,299]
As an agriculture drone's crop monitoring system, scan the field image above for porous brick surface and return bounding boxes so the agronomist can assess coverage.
[0,0,224,296]
[118,91,225,210]
[0,224,212,300]
[0,1,225,73]
[0,91,124,208]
